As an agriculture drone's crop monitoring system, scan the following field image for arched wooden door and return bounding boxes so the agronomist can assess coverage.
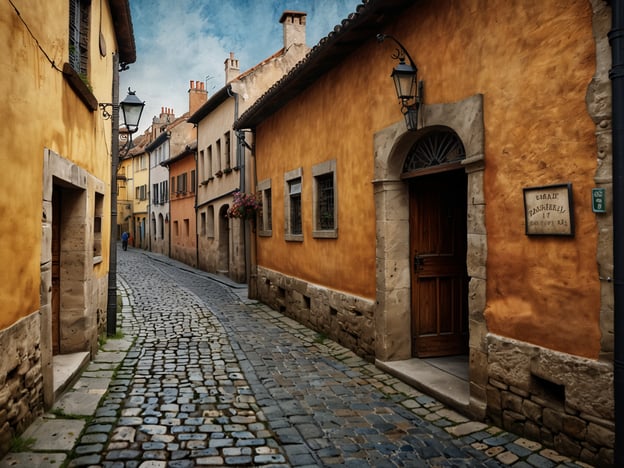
[404,128,468,358]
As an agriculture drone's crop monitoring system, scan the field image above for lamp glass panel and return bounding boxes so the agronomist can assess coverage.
[120,92,145,131]
[391,63,417,101]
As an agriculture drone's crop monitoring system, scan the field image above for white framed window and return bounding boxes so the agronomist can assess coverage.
[257,178,272,237]
[284,168,303,242]
[312,160,337,238]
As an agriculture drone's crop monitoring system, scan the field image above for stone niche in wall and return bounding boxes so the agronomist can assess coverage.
[485,334,614,466]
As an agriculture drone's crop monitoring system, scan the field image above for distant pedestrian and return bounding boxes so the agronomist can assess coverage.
[121,231,129,251]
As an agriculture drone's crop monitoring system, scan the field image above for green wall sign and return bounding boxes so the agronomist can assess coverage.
[592,188,606,213]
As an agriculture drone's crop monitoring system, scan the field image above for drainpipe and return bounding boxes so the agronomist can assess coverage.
[609,0,624,463]
[228,86,252,284]
[106,53,120,336]
[195,135,200,268]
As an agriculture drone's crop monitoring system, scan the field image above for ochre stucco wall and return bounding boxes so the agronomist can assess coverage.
[170,154,198,265]
[255,0,600,358]
[0,0,118,329]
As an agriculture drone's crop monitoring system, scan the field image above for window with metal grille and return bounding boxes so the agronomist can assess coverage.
[312,160,337,238]
[265,187,272,231]
[289,178,302,235]
[316,173,334,230]
[402,128,465,175]
[284,169,303,241]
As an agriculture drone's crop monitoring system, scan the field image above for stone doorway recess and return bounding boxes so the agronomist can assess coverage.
[373,94,487,418]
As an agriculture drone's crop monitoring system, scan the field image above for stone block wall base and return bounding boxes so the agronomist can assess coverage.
[255,266,376,360]
[0,312,44,457]
[486,333,614,466]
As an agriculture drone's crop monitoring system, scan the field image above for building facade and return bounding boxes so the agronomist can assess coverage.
[166,143,199,267]
[146,106,196,256]
[130,138,150,249]
[189,11,309,283]
[235,0,614,465]
[118,151,135,240]
[0,0,136,456]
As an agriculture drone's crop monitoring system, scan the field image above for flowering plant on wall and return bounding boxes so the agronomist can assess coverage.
[227,190,262,219]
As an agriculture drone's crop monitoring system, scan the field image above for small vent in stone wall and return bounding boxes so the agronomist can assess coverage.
[531,373,565,408]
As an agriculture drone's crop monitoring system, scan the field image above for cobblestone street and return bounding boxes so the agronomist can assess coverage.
[5,247,593,467]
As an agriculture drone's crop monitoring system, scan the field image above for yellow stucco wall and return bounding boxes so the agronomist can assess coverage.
[0,0,118,329]
[255,0,600,358]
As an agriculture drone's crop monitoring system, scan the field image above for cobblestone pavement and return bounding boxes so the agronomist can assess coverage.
[66,248,592,467]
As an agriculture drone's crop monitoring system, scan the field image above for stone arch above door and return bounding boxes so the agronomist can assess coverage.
[372,93,487,417]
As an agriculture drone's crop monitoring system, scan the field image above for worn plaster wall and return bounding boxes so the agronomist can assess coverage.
[0,0,122,456]
[255,0,601,359]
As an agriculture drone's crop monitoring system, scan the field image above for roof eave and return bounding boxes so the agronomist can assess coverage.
[109,0,136,65]
[188,85,232,124]
[234,0,416,130]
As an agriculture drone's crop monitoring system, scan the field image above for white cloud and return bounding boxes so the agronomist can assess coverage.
[121,0,360,133]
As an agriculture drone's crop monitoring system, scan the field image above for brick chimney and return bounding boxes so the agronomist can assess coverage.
[188,80,208,114]
[280,11,307,49]
[225,52,240,84]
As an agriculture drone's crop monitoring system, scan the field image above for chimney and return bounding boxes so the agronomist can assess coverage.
[225,52,240,84]
[188,80,208,114]
[280,11,307,49]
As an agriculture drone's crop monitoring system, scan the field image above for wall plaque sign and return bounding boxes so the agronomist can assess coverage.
[523,183,574,236]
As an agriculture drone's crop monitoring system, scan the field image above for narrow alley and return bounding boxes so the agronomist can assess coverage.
[3,247,593,467]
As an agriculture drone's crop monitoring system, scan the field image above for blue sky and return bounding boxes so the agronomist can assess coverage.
[120,0,361,133]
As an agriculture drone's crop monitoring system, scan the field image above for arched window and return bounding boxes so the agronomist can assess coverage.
[403,127,465,175]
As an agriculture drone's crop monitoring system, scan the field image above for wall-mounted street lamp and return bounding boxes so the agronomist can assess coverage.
[377,34,424,131]
[104,83,145,338]
[99,88,145,152]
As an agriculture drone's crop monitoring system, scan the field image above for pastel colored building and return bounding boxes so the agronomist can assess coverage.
[189,11,309,284]
[165,143,199,267]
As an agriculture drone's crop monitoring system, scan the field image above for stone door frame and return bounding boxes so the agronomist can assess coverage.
[373,94,488,416]
[41,148,103,407]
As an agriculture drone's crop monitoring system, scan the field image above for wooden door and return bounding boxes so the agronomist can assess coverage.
[52,189,61,354]
[410,170,468,357]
